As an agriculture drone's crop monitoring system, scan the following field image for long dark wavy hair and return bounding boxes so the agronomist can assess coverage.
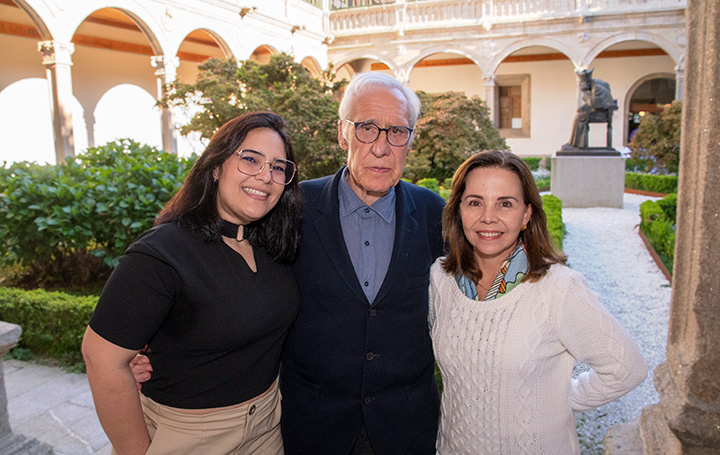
[156,112,302,262]
[441,150,566,283]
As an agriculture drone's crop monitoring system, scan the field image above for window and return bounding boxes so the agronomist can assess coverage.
[499,86,522,129]
[496,74,531,138]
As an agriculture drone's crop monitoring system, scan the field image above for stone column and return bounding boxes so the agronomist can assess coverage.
[37,41,76,164]
[674,64,684,101]
[0,321,53,454]
[151,55,179,155]
[483,74,497,127]
[605,0,720,453]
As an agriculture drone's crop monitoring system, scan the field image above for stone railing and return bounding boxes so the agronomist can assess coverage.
[328,0,687,34]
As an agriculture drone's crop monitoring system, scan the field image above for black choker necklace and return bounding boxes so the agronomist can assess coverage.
[220,219,249,241]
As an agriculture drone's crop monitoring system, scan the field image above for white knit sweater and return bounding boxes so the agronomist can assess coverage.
[429,260,647,455]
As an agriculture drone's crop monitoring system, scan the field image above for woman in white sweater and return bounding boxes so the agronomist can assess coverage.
[430,150,646,455]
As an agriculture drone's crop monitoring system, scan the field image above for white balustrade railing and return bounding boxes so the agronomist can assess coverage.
[328,0,686,35]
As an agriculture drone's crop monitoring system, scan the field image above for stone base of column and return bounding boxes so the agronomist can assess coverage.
[604,403,683,455]
[550,152,625,208]
[0,433,55,455]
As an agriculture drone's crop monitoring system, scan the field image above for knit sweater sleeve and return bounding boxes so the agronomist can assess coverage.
[552,267,647,412]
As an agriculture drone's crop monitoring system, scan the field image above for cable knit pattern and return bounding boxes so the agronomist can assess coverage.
[429,260,647,455]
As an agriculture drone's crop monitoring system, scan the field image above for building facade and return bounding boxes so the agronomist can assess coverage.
[0,0,686,163]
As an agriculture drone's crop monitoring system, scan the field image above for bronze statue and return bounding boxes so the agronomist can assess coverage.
[567,69,617,149]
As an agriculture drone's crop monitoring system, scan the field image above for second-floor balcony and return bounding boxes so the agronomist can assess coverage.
[326,0,687,35]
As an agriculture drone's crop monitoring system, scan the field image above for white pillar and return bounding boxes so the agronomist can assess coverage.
[674,64,684,101]
[483,74,497,127]
[151,55,179,155]
[38,40,75,164]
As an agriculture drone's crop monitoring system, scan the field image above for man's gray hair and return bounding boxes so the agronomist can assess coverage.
[338,72,421,128]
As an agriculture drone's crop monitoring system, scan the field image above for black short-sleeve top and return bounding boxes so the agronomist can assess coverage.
[89,222,300,409]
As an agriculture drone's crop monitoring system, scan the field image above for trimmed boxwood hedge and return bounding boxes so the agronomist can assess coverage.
[0,287,98,366]
[640,193,676,274]
[542,194,565,251]
[625,172,678,194]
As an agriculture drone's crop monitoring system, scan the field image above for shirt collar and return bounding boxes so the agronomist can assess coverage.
[338,167,396,223]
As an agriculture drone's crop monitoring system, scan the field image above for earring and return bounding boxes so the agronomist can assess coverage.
[521,224,527,231]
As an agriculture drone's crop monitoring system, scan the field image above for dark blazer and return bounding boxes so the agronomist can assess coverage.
[280,168,445,455]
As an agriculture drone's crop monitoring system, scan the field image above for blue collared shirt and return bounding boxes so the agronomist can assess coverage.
[338,168,396,304]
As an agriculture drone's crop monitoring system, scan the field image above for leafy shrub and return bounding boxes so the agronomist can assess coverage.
[0,287,98,366]
[407,91,507,182]
[625,172,678,194]
[0,139,195,287]
[542,195,565,251]
[416,178,440,194]
[522,157,541,171]
[628,100,681,174]
[640,193,677,274]
[160,55,345,181]
[535,176,551,191]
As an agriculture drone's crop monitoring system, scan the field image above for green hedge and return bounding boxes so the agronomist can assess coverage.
[0,287,97,366]
[0,140,195,287]
[625,172,678,194]
[542,194,565,251]
[416,178,440,194]
[535,176,551,191]
[522,157,541,171]
[640,193,676,274]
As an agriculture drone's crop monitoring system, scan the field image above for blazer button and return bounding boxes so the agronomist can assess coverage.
[249,404,256,415]
[365,352,375,360]
[363,396,373,405]
[368,309,377,317]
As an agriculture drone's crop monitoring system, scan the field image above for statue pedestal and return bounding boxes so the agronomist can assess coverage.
[550,148,625,208]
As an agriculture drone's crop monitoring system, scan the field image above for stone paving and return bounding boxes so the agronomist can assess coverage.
[4,359,110,454]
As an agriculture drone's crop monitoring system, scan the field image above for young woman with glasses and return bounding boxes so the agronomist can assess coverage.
[82,111,302,455]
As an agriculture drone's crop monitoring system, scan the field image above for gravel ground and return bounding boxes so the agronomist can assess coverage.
[562,193,673,454]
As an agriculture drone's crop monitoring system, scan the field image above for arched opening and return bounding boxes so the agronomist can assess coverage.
[93,84,161,149]
[626,77,676,144]
[0,78,87,163]
[408,52,483,97]
[0,0,55,163]
[172,29,231,157]
[71,7,162,149]
[249,45,276,64]
[301,56,323,78]
[586,40,675,148]
[176,29,230,84]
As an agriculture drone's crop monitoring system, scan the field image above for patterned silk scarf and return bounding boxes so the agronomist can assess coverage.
[455,241,528,301]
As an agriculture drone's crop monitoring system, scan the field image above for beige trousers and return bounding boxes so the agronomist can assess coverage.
[113,379,283,455]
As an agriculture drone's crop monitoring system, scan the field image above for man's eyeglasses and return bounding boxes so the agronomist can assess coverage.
[343,119,414,147]
[234,149,296,185]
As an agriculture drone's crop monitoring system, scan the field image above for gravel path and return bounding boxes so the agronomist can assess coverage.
[563,193,673,454]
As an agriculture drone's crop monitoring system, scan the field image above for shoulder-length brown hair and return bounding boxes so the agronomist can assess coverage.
[441,150,566,283]
[156,111,302,263]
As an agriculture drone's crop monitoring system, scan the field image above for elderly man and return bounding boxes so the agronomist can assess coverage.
[280,72,445,454]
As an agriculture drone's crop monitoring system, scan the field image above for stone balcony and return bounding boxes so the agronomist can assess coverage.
[328,0,687,36]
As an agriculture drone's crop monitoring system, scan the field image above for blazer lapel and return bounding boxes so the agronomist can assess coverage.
[312,170,370,305]
[373,181,418,306]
